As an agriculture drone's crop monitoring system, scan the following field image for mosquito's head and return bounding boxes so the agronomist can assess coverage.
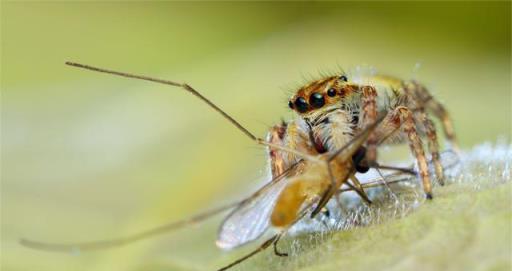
[288,74,356,117]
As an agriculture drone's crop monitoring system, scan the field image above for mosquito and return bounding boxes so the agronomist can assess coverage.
[21,62,457,270]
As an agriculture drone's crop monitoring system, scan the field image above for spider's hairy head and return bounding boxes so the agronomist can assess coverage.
[288,74,357,119]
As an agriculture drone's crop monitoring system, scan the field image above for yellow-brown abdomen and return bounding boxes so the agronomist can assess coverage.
[271,180,306,227]
[271,162,331,227]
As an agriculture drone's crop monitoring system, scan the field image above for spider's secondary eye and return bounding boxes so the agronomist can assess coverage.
[309,93,325,108]
[327,88,337,97]
[294,97,309,113]
[339,75,348,82]
[288,100,294,109]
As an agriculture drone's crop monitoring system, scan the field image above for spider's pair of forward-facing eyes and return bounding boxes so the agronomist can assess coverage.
[289,75,348,113]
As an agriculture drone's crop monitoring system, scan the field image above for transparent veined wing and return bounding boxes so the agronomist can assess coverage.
[216,162,302,250]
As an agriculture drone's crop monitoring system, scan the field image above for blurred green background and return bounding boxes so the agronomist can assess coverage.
[2,2,510,271]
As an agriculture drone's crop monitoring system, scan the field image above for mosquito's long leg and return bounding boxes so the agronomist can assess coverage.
[218,202,313,271]
[20,202,239,253]
[348,175,372,204]
[65,62,322,165]
[375,167,399,202]
[345,150,460,193]
[271,200,313,258]
[373,164,416,175]
[338,177,411,193]
[337,168,417,196]
[325,162,347,216]
[217,234,279,271]
[273,234,288,257]
[20,161,301,253]
[338,149,461,195]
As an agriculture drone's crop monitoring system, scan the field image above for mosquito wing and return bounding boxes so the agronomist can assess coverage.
[216,163,301,250]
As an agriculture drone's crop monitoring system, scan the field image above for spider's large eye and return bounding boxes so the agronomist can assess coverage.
[294,97,309,113]
[309,92,325,108]
[339,75,348,82]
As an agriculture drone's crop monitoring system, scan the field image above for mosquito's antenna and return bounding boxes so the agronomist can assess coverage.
[338,177,410,193]
[65,62,257,141]
[375,167,400,202]
[373,164,416,175]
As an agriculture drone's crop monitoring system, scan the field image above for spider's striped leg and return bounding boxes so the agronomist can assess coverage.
[358,85,401,200]
[416,110,445,185]
[361,85,379,165]
[406,81,459,152]
[388,106,433,199]
[431,101,458,152]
